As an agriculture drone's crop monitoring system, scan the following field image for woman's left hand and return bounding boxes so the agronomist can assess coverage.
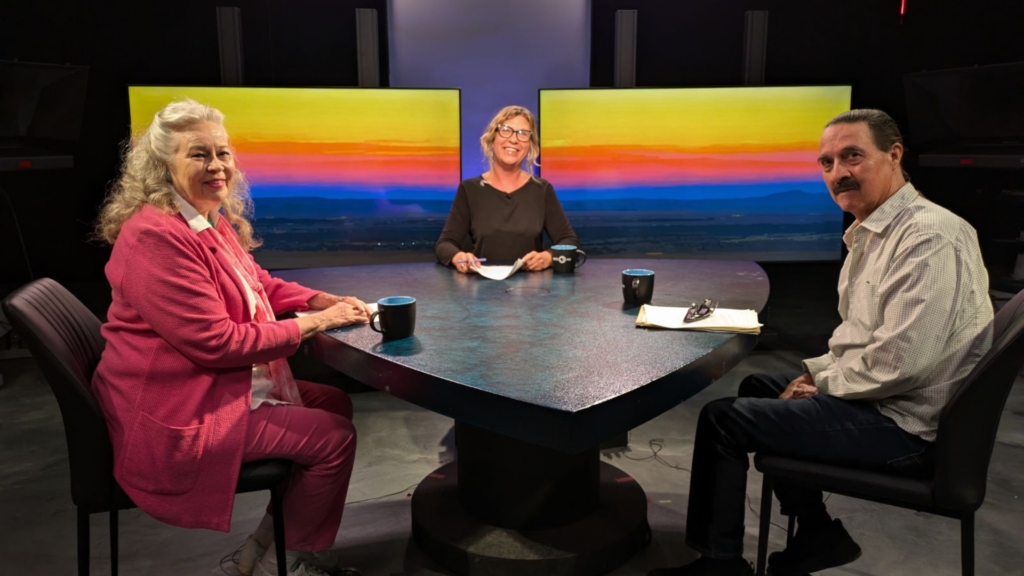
[522,251,552,271]
[308,293,373,318]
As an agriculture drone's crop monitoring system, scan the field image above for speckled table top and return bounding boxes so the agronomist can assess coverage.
[279,259,767,425]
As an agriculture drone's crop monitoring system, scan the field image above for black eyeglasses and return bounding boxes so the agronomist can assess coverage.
[497,124,533,143]
[684,298,718,323]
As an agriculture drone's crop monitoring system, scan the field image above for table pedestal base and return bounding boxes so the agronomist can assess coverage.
[411,460,651,575]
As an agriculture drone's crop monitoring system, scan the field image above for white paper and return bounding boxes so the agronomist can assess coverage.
[637,304,762,334]
[295,302,377,318]
[472,258,525,281]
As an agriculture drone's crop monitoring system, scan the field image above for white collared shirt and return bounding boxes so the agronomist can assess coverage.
[802,183,993,441]
[171,191,284,410]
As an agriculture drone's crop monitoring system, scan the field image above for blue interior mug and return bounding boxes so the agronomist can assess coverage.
[551,244,587,274]
[370,296,417,339]
[622,269,655,306]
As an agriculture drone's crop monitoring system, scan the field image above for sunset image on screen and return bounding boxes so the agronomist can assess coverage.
[129,86,461,267]
[129,86,460,198]
[539,86,851,260]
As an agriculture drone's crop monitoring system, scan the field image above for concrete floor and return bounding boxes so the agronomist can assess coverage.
[1,348,1022,576]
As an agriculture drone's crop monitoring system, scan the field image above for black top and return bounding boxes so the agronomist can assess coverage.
[434,176,581,265]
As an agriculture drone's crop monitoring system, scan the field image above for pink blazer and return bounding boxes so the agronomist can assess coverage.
[91,205,321,531]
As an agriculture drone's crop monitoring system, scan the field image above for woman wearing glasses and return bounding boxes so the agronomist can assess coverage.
[434,105,580,273]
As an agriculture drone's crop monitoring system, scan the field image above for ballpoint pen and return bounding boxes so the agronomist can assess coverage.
[455,258,487,264]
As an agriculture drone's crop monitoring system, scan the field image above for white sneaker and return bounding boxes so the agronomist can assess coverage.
[254,558,332,576]
[237,535,267,576]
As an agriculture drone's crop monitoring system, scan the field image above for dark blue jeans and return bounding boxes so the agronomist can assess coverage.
[684,373,932,559]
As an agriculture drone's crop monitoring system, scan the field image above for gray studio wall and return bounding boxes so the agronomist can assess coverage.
[388,0,591,181]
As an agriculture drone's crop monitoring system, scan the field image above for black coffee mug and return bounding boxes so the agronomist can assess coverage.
[370,296,417,339]
[551,244,587,274]
[622,269,655,306]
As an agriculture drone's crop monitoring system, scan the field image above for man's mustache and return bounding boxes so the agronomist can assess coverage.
[834,178,860,193]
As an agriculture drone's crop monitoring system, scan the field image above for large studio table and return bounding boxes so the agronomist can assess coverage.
[278,259,769,576]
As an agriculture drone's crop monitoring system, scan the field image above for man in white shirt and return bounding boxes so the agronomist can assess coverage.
[650,109,993,576]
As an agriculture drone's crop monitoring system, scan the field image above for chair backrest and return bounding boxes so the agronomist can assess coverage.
[933,288,1024,511]
[2,278,116,510]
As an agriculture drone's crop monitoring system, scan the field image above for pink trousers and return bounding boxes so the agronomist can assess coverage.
[242,380,357,551]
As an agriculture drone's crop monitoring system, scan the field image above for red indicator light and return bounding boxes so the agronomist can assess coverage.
[18,160,32,168]
[901,0,906,16]
[959,158,974,165]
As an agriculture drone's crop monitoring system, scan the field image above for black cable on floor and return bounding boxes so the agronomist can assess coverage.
[623,436,691,473]
[347,482,420,505]
[746,493,790,533]
[218,541,245,575]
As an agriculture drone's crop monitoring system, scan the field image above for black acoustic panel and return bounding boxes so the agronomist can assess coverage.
[216,6,244,86]
[742,10,768,86]
[247,0,389,87]
[355,8,380,88]
[614,10,638,88]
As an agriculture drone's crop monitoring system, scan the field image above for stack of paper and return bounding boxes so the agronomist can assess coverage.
[472,258,525,281]
[636,304,762,334]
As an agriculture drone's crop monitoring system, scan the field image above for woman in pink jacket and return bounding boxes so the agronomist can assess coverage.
[92,99,364,576]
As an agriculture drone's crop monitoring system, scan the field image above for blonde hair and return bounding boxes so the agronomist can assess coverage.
[96,98,261,250]
[480,105,540,177]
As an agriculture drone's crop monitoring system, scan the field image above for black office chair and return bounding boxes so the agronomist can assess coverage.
[3,278,290,576]
[753,288,1024,576]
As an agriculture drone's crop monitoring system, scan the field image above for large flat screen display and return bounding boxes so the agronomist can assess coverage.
[538,86,852,261]
[128,86,461,268]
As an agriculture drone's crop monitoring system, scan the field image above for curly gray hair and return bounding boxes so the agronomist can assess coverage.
[96,98,260,250]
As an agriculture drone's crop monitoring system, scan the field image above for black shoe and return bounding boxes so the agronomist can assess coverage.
[648,556,754,576]
[767,519,861,575]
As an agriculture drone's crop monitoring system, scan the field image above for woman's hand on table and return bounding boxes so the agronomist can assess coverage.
[522,251,552,271]
[300,294,371,340]
[318,302,371,328]
[452,251,480,274]
[308,293,373,317]
[296,302,370,340]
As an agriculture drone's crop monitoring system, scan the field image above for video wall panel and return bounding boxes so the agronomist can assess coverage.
[128,86,461,268]
[539,86,852,261]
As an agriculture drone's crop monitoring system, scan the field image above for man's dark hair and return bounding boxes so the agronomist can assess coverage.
[826,109,910,181]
